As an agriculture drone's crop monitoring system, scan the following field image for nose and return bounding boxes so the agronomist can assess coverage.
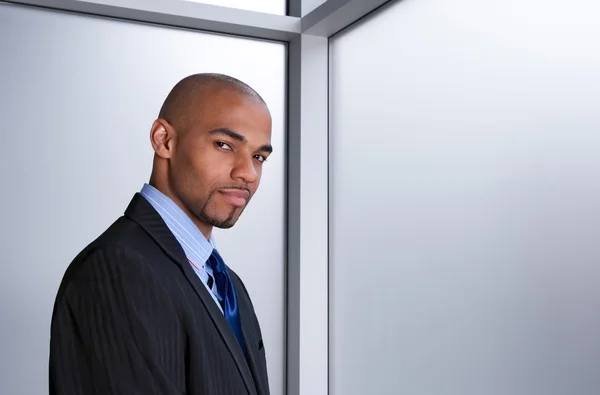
[231,156,258,184]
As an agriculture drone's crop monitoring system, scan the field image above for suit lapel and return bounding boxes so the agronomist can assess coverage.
[241,327,267,395]
[124,194,257,395]
[230,273,269,395]
[177,256,258,395]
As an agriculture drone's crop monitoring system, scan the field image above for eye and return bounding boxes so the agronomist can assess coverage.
[216,141,232,151]
[254,154,267,163]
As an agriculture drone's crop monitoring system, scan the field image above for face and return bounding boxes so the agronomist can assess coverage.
[155,89,272,230]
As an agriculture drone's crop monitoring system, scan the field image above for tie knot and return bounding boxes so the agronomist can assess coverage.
[207,249,225,274]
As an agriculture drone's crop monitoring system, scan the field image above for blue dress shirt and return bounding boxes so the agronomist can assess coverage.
[140,183,223,313]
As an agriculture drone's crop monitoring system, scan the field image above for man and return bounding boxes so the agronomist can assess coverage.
[49,73,273,395]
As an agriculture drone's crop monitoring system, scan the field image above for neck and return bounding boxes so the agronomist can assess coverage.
[148,177,213,241]
[193,219,213,241]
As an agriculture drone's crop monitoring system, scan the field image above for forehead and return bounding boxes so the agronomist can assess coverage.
[194,89,272,140]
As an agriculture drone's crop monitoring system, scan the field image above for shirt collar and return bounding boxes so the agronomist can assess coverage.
[139,183,216,266]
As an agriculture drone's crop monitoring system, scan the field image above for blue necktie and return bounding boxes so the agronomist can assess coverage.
[206,249,246,355]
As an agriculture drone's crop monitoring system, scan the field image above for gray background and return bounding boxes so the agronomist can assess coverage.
[329,0,600,394]
[0,3,286,395]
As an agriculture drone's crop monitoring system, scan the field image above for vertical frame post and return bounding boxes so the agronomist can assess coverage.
[287,33,329,395]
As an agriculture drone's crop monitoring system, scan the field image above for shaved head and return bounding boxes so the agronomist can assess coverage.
[148,73,272,239]
[158,73,266,135]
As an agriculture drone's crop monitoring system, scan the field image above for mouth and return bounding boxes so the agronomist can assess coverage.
[218,188,250,207]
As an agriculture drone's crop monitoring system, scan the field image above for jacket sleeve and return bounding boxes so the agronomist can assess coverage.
[49,243,185,395]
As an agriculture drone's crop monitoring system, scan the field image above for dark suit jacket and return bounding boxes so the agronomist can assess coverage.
[49,193,270,395]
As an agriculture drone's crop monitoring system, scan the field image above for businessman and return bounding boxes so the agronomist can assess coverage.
[49,73,272,395]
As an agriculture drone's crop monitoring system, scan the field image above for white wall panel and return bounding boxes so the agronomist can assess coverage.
[0,3,286,395]
[330,1,600,394]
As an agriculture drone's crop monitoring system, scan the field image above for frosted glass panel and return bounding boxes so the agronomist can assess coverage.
[186,0,285,15]
[0,4,285,395]
[330,1,600,395]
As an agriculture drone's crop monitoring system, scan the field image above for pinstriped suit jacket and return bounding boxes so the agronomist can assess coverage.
[49,194,270,395]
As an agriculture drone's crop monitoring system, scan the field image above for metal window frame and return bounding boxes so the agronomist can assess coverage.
[1,0,394,393]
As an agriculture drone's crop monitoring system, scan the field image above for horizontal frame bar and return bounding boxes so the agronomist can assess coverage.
[2,0,301,41]
[302,0,394,37]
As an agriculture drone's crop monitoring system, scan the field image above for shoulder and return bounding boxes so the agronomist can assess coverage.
[55,217,163,302]
[57,242,147,298]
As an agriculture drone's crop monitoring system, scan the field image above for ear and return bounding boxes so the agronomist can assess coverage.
[150,119,174,159]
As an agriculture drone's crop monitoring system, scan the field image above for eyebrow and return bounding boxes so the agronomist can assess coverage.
[210,128,273,154]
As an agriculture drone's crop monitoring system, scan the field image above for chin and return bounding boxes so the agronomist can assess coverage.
[210,218,238,229]
[213,222,235,229]
[207,210,241,229]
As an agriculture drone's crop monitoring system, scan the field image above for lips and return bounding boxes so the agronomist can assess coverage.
[218,189,250,207]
